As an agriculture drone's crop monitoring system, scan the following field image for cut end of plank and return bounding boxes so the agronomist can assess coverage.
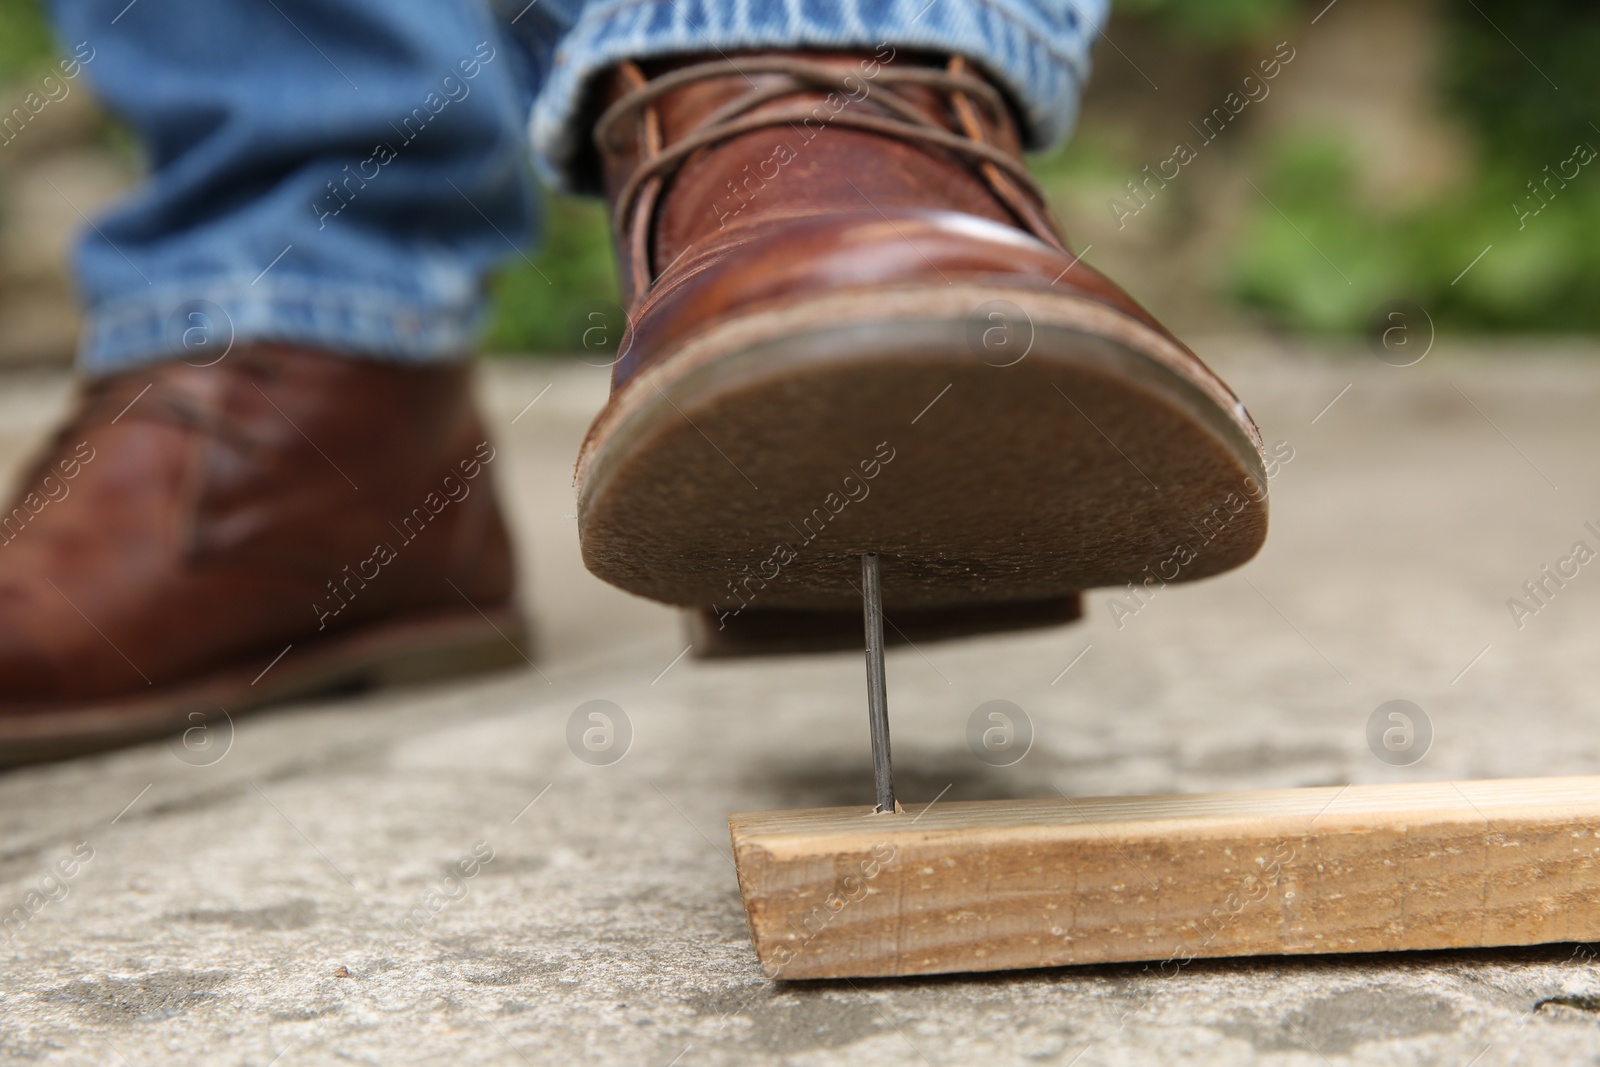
[729,777,1600,981]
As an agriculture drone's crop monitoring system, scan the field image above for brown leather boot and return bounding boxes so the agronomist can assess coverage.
[0,346,527,764]
[577,51,1268,648]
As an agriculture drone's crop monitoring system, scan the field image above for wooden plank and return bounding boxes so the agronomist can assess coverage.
[728,776,1600,979]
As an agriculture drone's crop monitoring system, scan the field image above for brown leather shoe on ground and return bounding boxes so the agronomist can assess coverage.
[575,51,1269,648]
[0,346,529,765]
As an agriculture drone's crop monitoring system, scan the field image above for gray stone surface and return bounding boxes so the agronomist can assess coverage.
[4,341,1600,1066]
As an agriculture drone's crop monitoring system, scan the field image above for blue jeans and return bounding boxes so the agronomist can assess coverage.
[47,0,1107,374]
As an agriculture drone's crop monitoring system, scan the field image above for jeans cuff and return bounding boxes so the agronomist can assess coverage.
[77,275,482,375]
[528,0,1102,193]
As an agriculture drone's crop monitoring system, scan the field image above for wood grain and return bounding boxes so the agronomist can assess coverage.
[728,777,1600,979]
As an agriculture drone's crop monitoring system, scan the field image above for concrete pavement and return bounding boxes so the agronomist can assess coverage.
[3,338,1600,1065]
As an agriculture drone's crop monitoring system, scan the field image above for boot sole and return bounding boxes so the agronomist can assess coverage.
[577,284,1268,613]
[0,606,531,767]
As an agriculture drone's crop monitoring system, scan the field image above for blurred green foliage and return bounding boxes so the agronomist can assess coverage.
[483,193,620,352]
[1234,135,1600,333]
[0,0,52,83]
[1114,0,1297,46]
[1226,0,1599,333]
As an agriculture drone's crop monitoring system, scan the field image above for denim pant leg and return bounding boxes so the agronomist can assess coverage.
[48,0,541,374]
[531,0,1108,189]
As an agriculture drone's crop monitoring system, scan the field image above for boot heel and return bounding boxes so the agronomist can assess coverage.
[686,595,1081,658]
